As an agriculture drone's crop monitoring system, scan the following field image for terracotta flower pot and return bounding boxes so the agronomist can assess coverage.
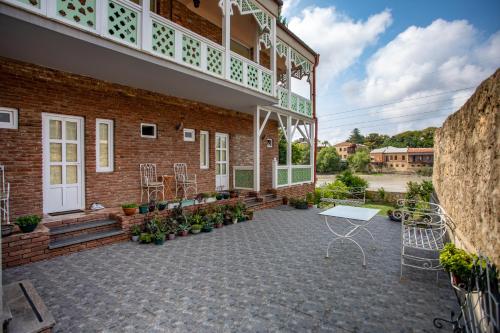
[123,207,137,216]
[179,230,188,237]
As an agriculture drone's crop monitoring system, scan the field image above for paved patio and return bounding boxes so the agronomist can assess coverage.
[4,207,456,332]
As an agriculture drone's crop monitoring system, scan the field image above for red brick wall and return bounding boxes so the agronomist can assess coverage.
[277,183,315,199]
[0,57,280,219]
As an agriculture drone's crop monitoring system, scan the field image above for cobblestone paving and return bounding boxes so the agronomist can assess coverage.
[4,207,456,332]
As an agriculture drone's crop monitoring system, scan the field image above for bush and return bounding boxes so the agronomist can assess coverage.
[416,166,433,176]
[440,243,476,283]
[336,170,368,189]
[405,180,434,202]
[346,149,370,172]
[377,187,387,202]
[317,180,349,200]
[316,146,343,173]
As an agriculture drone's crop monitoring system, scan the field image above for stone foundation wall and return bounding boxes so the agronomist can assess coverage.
[433,69,499,265]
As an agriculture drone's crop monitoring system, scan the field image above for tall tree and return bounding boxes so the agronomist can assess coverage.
[316,146,342,173]
[348,128,364,144]
[347,148,371,173]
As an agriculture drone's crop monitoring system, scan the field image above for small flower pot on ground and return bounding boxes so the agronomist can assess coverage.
[168,233,176,240]
[202,225,213,232]
[139,204,149,214]
[191,224,202,234]
[153,233,165,245]
[222,193,230,200]
[148,201,156,212]
[122,203,138,216]
[15,215,41,233]
[157,201,168,211]
[131,235,139,242]
[215,223,223,228]
[282,197,289,205]
[178,230,188,237]
[130,225,141,241]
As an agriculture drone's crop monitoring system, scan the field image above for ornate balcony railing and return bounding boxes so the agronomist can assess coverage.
[272,160,313,188]
[276,86,313,118]
[2,0,275,97]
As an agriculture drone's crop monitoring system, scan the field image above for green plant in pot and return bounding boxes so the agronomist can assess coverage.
[153,231,166,245]
[291,198,308,210]
[440,243,476,289]
[202,215,214,232]
[306,193,314,208]
[222,192,230,200]
[190,224,202,234]
[139,232,152,244]
[157,201,168,211]
[130,225,141,241]
[216,193,223,200]
[212,212,224,228]
[178,223,190,236]
[122,203,138,216]
[139,203,149,214]
[15,215,41,233]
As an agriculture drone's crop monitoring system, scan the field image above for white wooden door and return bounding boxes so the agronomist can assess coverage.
[43,114,84,213]
[215,133,229,190]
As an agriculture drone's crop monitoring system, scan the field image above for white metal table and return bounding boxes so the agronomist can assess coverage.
[319,205,380,267]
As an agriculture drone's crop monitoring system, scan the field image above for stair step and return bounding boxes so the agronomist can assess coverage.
[49,229,124,249]
[263,194,277,200]
[49,219,117,235]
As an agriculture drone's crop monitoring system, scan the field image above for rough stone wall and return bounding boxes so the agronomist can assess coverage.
[0,58,279,219]
[433,69,499,265]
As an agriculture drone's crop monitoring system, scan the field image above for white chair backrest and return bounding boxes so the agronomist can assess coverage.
[140,163,157,186]
[174,163,187,182]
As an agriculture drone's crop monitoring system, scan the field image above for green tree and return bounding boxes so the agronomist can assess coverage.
[348,128,364,144]
[346,148,371,172]
[363,133,389,149]
[316,146,342,173]
[337,170,368,188]
[382,127,436,148]
[278,132,310,165]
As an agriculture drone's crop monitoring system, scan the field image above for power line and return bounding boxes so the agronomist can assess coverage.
[320,106,455,130]
[320,114,449,133]
[318,86,475,117]
[318,96,467,121]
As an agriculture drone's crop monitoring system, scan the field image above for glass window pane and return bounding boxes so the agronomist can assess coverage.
[216,150,220,162]
[66,121,77,140]
[220,137,226,148]
[50,166,62,185]
[66,143,77,162]
[216,136,220,148]
[200,134,206,166]
[216,164,220,175]
[50,143,62,162]
[221,164,226,174]
[221,150,226,161]
[99,143,109,167]
[99,123,109,141]
[49,120,62,139]
[0,112,11,123]
[66,165,77,184]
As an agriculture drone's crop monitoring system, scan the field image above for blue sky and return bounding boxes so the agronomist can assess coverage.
[282,0,500,143]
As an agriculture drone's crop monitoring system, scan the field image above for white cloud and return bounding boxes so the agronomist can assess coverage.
[280,0,300,17]
[288,7,393,90]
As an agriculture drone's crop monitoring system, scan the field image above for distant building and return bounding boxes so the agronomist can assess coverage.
[370,146,434,173]
[334,142,366,160]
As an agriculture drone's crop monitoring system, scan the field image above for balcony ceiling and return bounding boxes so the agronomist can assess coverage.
[0,6,277,115]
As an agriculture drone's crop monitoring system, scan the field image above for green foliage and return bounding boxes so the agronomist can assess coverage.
[139,233,152,243]
[346,148,370,172]
[316,146,344,173]
[440,243,476,283]
[363,133,390,150]
[317,180,350,200]
[130,225,141,236]
[348,128,364,144]
[381,127,436,148]
[15,215,41,228]
[191,224,202,231]
[121,203,138,208]
[337,170,368,189]
[278,130,310,165]
[306,192,314,204]
[377,187,387,202]
[416,166,433,176]
[405,180,434,202]
[290,197,308,209]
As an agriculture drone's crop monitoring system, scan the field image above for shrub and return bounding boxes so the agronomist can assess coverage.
[317,180,349,201]
[121,203,138,208]
[139,233,152,243]
[336,170,368,189]
[416,166,433,176]
[377,187,387,202]
[405,180,434,202]
[130,225,141,236]
[440,243,476,283]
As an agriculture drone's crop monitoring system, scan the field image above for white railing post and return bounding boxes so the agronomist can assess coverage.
[141,0,151,52]
[271,16,277,97]
[222,0,231,80]
[253,107,261,192]
[310,122,315,182]
[272,158,277,189]
[286,46,292,110]
[286,115,292,187]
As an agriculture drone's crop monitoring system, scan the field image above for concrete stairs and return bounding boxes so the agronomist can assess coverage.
[243,191,283,211]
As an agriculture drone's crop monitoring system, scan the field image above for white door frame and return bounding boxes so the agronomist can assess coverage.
[215,132,229,191]
[42,113,85,214]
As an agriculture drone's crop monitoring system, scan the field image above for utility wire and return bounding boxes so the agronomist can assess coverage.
[318,86,474,117]
[320,107,455,130]
[318,96,467,121]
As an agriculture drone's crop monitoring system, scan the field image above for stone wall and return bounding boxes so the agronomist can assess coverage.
[433,69,499,265]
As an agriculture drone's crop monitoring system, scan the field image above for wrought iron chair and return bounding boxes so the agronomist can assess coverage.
[0,165,10,224]
[399,199,451,280]
[140,163,164,203]
[174,163,197,199]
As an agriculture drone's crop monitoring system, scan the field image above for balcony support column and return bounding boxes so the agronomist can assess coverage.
[271,16,277,94]
[286,46,292,108]
[286,115,292,186]
[141,0,152,52]
[253,107,261,192]
[222,0,231,80]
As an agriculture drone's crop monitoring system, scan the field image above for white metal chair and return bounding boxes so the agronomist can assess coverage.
[399,199,451,279]
[0,165,10,224]
[140,163,164,203]
[174,163,197,199]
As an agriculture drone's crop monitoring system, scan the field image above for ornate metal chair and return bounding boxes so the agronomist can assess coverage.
[0,165,10,224]
[173,163,197,199]
[140,163,164,203]
[399,199,452,280]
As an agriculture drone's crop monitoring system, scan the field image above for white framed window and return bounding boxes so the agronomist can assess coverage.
[200,130,209,169]
[183,128,195,142]
[0,107,18,129]
[96,119,114,172]
[141,123,157,138]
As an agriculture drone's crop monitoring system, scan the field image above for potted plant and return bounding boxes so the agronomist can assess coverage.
[207,193,217,203]
[122,203,138,216]
[440,243,476,290]
[222,192,230,200]
[148,200,156,212]
[282,196,289,205]
[139,232,152,244]
[246,210,254,221]
[139,203,149,214]
[306,193,314,208]
[153,231,166,245]
[190,224,202,234]
[195,193,205,205]
[15,215,41,233]
[216,193,223,200]
[130,225,141,241]
[157,201,168,211]
[202,219,214,232]
[291,198,308,210]
[178,223,190,236]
